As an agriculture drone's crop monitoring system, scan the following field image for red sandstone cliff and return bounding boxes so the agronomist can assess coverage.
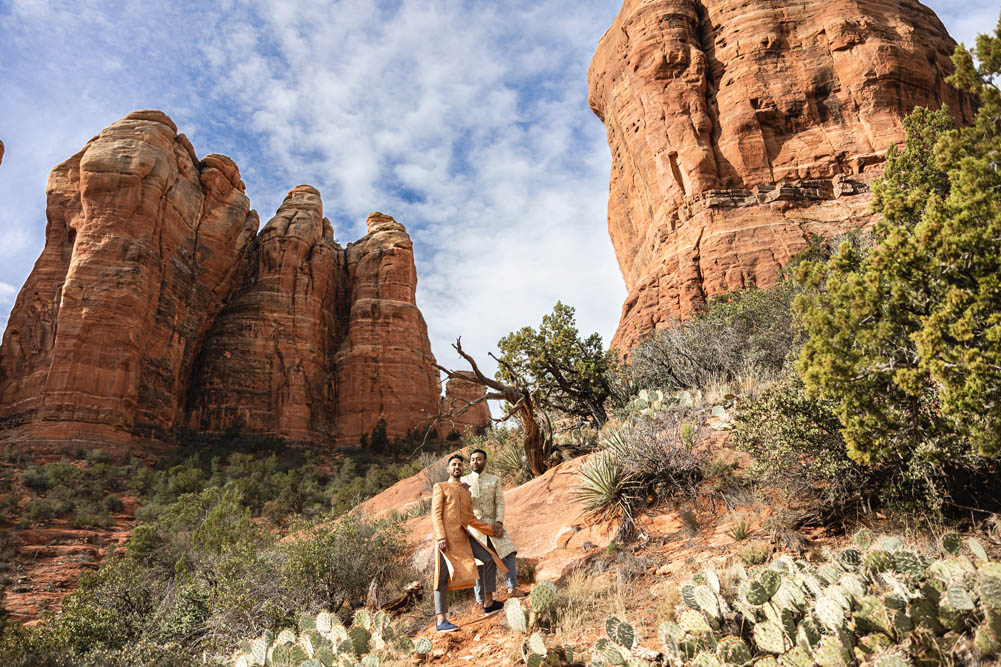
[440,371,492,436]
[0,111,258,443]
[589,0,976,351]
[0,111,442,450]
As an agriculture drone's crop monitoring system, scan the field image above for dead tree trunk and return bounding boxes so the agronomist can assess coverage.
[435,338,552,477]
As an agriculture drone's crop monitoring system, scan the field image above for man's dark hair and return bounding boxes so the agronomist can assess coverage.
[470,448,488,460]
[447,453,465,464]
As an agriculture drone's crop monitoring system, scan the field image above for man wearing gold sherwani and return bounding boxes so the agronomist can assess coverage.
[461,448,520,602]
[431,453,508,632]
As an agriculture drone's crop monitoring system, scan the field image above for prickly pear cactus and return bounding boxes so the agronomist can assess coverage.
[414,637,432,655]
[530,580,557,614]
[506,598,529,633]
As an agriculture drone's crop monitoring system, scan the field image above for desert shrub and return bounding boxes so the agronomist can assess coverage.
[24,498,69,523]
[20,466,49,491]
[625,281,802,394]
[278,512,408,615]
[732,369,1001,521]
[466,423,532,486]
[418,451,449,494]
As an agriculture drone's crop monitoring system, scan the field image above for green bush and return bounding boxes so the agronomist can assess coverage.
[733,369,1001,520]
[625,281,802,394]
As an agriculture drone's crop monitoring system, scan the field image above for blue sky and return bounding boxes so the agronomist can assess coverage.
[0,0,995,374]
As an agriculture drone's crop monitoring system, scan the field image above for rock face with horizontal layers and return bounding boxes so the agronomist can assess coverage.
[0,111,442,450]
[588,0,975,351]
[0,110,259,443]
[440,371,492,436]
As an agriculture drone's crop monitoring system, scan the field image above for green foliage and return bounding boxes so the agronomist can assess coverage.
[466,424,531,486]
[794,24,1001,463]
[732,368,1001,519]
[625,281,803,394]
[496,301,616,426]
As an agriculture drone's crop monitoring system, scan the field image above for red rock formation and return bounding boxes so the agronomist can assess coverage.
[187,204,441,446]
[589,0,975,351]
[332,212,442,446]
[440,371,492,436]
[1,112,443,451]
[0,110,258,443]
[0,139,4,166]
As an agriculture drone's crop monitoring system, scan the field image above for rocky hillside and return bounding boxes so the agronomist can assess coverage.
[588,0,976,351]
[0,111,462,452]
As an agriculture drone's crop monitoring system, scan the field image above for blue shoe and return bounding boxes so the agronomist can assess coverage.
[482,600,504,617]
[436,620,459,632]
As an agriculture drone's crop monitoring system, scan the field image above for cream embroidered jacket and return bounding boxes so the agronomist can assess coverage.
[460,470,516,559]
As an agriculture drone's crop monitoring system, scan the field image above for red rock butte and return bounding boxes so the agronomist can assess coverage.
[589,0,975,352]
[0,110,447,451]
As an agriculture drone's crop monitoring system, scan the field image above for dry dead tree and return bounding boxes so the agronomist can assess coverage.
[432,337,553,477]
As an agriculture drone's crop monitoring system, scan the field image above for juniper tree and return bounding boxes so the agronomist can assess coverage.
[794,19,1001,463]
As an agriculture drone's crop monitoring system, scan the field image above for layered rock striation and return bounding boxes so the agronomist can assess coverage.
[589,0,975,351]
[0,111,442,450]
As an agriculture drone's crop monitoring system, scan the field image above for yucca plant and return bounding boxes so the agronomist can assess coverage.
[571,452,639,538]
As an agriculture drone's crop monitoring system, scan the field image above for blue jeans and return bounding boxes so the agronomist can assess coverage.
[474,544,516,604]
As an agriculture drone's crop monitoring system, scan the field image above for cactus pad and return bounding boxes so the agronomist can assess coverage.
[747,571,780,605]
[836,549,862,572]
[251,638,268,666]
[658,621,685,647]
[784,646,813,667]
[839,574,865,600]
[981,576,1001,609]
[946,584,975,611]
[813,634,850,667]
[753,621,786,654]
[353,609,371,631]
[505,598,528,634]
[815,596,846,630]
[854,528,873,550]
[288,645,308,663]
[938,601,971,632]
[682,584,699,609]
[796,619,821,651]
[528,632,547,655]
[873,657,908,667]
[348,627,371,656]
[694,585,721,620]
[616,621,635,649]
[530,581,557,614]
[605,616,621,641]
[818,563,841,585]
[315,646,335,667]
[864,550,895,574]
[975,625,1001,656]
[361,655,380,667]
[680,610,712,636]
[941,532,962,555]
[968,537,989,563]
[604,646,625,665]
[893,550,926,579]
[525,654,543,667]
[716,636,752,664]
[414,637,432,655]
[691,652,721,667]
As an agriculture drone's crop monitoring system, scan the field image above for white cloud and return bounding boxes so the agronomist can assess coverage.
[0,0,993,385]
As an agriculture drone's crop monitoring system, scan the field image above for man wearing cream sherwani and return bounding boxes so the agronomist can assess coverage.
[461,448,520,602]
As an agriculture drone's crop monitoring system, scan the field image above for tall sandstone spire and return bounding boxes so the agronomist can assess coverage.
[588,0,976,352]
[0,111,442,451]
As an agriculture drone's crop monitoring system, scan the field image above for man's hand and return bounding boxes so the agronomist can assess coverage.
[437,538,448,552]
[493,522,505,537]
